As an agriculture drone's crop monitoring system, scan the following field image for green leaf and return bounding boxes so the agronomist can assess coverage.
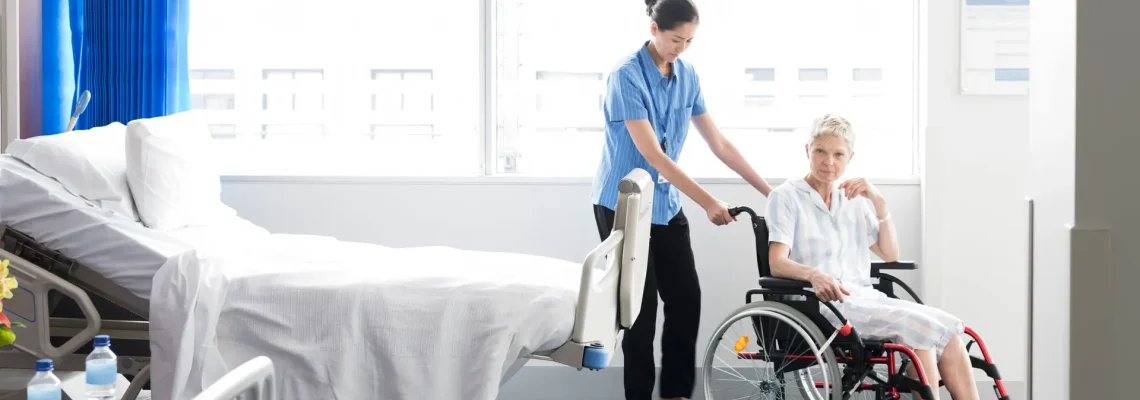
[10,322,24,328]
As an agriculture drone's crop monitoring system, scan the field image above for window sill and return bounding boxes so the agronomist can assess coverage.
[219,174,922,186]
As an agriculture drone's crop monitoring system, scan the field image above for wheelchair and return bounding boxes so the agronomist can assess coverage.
[701,206,1011,400]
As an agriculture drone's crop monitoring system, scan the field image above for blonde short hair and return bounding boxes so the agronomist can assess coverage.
[808,114,855,151]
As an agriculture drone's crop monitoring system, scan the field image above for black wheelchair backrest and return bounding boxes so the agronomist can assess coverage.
[729,206,772,280]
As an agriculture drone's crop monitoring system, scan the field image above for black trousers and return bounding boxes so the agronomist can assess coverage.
[593,204,701,400]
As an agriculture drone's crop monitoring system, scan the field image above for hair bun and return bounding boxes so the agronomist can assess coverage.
[645,0,657,16]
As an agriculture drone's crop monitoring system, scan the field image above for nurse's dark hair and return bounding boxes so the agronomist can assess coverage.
[645,0,699,31]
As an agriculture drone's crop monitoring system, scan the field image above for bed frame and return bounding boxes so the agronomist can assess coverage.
[525,168,653,372]
[193,356,275,400]
[0,227,152,399]
[0,167,654,398]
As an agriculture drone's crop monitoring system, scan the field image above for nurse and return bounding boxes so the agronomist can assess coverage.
[589,1,773,399]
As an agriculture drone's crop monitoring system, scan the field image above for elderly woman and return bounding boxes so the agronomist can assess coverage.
[764,115,979,400]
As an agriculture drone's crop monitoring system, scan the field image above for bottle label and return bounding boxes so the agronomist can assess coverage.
[85,361,117,385]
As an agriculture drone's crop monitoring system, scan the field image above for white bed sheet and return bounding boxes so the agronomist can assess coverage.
[0,154,586,399]
[0,155,186,301]
[150,219,584,400]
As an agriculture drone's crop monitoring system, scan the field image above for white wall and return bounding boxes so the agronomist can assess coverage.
[922,0,1030,387]
[1060,1,1137,398]
[1028,1,1075,399]
[219,176,923,369]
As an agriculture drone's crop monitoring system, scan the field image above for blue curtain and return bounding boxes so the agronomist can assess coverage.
[42,0,191,135]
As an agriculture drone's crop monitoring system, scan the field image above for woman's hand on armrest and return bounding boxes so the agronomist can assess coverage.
[768,242,850,302]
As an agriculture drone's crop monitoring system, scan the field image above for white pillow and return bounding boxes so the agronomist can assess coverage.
[125,112,234,231]
[5,122,139,221]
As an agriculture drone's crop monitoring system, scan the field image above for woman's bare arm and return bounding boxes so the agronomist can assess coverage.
[868,197,899,262]
[692,112,773,196]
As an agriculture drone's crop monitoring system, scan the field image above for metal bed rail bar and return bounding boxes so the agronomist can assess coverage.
[193,356,276,400]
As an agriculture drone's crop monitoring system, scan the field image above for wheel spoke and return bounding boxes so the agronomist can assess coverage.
[704,303,838,400]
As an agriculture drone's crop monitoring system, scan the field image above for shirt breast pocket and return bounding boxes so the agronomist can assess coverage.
[673,106,694,133]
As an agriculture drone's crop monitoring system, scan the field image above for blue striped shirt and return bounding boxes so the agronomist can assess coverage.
[590,41,707,225]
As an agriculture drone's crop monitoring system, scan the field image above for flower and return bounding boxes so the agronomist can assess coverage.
[0,259,23,347]
[0,259,16,300]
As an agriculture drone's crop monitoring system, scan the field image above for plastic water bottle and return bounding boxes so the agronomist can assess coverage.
[26,359,62,400]
[85,334,117,399]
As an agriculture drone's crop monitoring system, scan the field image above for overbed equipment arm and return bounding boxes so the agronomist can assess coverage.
[530,168,653,371]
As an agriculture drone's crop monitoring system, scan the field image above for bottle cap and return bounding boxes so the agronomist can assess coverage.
[93,335,110,346]
[35,359,53,372]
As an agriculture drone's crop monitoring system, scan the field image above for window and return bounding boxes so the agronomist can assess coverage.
[493,0,918,178]
[261,69,325,112]
[493,0,647,176]
[190,0,917,178]
[188,0,480,176]
[798,68,830,82]
[192,94,235,110]
[371,69,434,113]
[208,124,238,139]
[745,68,776,82]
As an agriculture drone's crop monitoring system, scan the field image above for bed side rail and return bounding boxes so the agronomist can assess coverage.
[193,356,275,400]
[537,168,653,371]
[1,227,148,319]
[0,247,101,359]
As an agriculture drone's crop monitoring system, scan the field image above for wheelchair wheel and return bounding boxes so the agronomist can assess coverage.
[703,301,842,400]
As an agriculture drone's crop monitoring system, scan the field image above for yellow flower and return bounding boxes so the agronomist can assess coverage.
[0,259,15,300]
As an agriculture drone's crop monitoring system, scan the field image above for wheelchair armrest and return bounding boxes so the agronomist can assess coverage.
[758,277,812,289]
[871,261,916,271]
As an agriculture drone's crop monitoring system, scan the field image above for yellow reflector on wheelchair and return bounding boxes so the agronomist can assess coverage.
[734,336,748,352]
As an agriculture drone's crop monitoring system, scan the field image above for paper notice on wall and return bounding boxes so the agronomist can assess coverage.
[960,0,1031,95]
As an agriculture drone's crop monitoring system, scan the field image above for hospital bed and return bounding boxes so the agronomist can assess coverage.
[0,147,653,400]
[0,154,160,399]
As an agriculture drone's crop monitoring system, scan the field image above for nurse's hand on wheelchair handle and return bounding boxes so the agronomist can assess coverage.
[703,199,735,226]
[808,270,850,303]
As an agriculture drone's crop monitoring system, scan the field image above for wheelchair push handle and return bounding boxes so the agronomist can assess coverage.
[728,206,757,220]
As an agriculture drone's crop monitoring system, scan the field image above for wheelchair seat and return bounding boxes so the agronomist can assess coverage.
[697,206,1012,400]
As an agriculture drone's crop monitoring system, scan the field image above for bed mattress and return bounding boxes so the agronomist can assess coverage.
[150,224,584,400]
[0,155,186,301]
